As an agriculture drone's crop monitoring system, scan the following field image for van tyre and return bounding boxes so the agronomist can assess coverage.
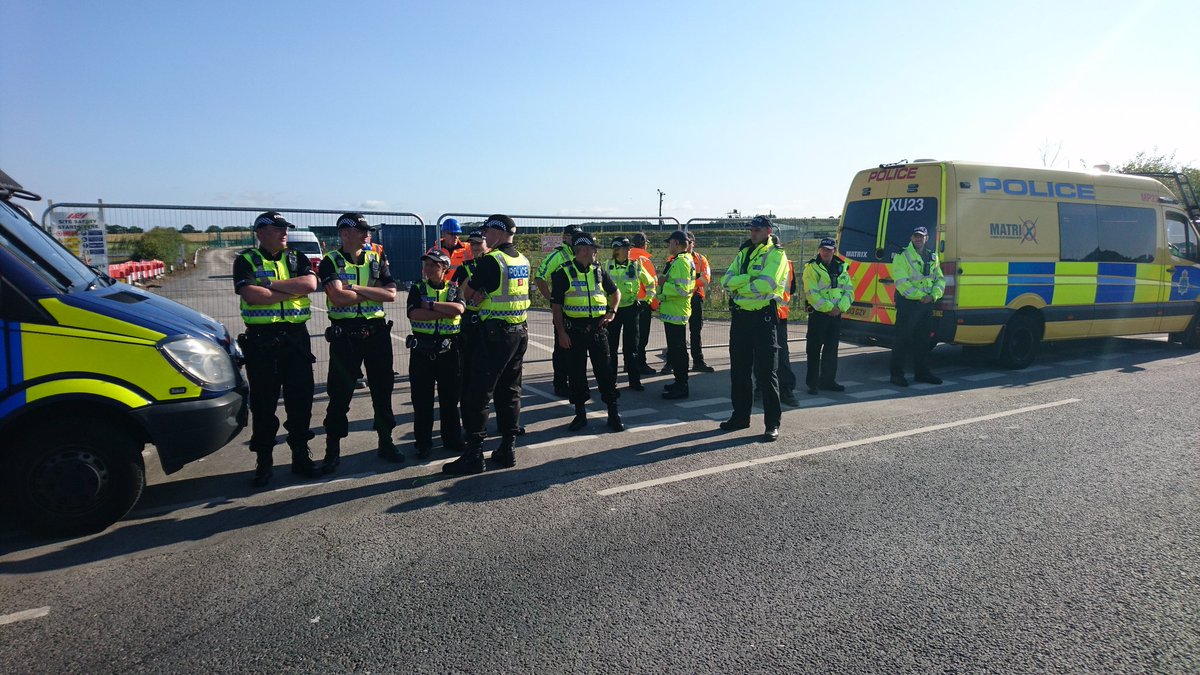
[997,313,1040,369]
[6,421,145,536]
[1182,312,1200,349]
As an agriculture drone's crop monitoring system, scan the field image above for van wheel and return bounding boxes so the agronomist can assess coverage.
[7,422,144,536]
[997,313,1041,369]
[1182,312,1200,349]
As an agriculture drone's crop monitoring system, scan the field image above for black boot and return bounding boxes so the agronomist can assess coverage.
[377,432,404,463]
[321,438,340,475]
[251,451,273,488]
[443,444,485,475]
[607,404,624,432]
[568,404,588,431]
[628,375,644,391]
[290,447,321,479]
[490,435,516,468]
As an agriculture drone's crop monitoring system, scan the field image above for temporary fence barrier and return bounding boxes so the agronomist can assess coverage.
[35,202,838,377]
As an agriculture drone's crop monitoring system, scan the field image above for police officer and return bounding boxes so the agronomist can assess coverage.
[890,226,945,386]
[535,224,585,397]
[686,231,716,373]
[803,237,853,394]
[719,215,789,442]
[552,233,624,432]
[658,230,696,399]
[444,214,531,475]
[451,228,489,374]
[605,236,656,391]
[233,211,321,487]
[318,213,400,473]
[755,233,800,406]
[407,250,466,459]
[628,232,657,375]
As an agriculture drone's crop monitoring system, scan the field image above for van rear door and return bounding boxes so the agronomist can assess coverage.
[839,164,943,328]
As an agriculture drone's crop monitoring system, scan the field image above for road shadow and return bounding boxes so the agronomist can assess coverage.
[0,334,1188,572]
[0,426,738,573]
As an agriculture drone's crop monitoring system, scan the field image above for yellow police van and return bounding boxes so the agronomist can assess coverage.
[0,169,247,535]
[836,160,1200,367]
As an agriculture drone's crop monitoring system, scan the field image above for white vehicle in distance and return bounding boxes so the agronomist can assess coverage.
[287,229,323,269]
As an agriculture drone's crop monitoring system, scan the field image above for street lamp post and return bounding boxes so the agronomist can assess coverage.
[657,189,665,226]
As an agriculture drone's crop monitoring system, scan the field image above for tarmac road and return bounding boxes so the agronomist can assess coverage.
[0,250,1197,672]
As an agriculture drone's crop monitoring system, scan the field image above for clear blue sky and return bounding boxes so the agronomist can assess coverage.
[3,0,1198,223]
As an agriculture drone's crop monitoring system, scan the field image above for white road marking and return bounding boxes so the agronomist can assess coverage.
[130,497,227,518]
[847,389,895,399]
[0,607,50,626]
[524,385,567,403]
[627,419,687,433]
[529,434,599,449]
[962,372,1006,381]
[273,472,376,492]
[674,397,728,409]
[910,380,955,390]
[597,398,1081,495]
[621,407,658,418]
[526,340,555,353]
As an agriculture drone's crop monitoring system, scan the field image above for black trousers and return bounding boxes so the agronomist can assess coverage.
[460,311,481,392]
[606,304,641,379]
[324,319,395,440]
[689,294,707,364]
[463,321,528,446]
[730,308,780,426]
[663,322,689,388]
[242,325,315,454]
[890,297,935,377]
[755,319,795,394]
[552,341,568,390]
[637,302,653,366]
[805,312,842,387]
[409,337,463,449]
[566,318,619,405]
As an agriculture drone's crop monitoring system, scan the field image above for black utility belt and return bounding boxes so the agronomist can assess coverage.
[733,305,778,321]
[564,317,604,332]
[406,333,457,354]
[325,320,391,342]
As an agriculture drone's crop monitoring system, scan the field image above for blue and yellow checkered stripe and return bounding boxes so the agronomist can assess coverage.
[955,261,1195,308]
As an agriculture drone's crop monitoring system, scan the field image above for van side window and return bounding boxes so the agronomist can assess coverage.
[1166,211,1199,262]
[1059,203,1156,263]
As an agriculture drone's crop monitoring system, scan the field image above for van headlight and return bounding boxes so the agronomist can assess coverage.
[159,337,237,390]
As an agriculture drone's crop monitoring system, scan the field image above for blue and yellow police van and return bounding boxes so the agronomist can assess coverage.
[0,169,247,535]
[836,160,1200,367]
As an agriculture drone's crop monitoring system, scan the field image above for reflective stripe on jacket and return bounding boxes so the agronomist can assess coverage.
[721,242,789,311]
[890,243,945,301]
[802,256,853,314]
[324,249,385,320]
[562,262,608,319]
[239,248,311,325]
[479,249,532,324]
[658,252,695,325]
[411,280,462,335]
[606,258,656,308]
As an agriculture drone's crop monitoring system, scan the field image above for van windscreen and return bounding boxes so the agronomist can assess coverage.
[839,198,938,261]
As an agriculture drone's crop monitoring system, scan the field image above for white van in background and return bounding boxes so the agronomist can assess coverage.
[288,229,323,268]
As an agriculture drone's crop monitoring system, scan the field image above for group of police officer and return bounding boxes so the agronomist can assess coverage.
[235,211,944,485]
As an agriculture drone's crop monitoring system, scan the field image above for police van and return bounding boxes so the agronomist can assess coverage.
[836,160,1200,367]
[0,169,247,535]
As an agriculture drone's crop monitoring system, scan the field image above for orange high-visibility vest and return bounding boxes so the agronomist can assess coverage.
[693,251,711,299]
[778,260,795,320]
[629,247,656,301]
